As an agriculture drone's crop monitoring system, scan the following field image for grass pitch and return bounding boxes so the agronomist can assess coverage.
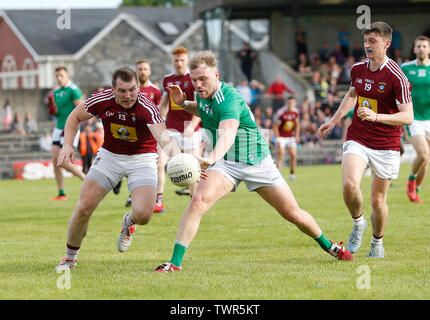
[0,163,429,300]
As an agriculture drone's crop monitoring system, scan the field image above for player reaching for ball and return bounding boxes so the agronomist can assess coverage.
[154,50,353,273]
[55,67,181,271]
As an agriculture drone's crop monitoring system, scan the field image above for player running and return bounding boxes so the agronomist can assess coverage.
[156,46,201,213]
[51,66,85,200]
[273,97,300,180]
[123,59,162,207]
[55,67,180,271]
[154,50,353,273]
[318,22,413,258]
[402,36,430,203]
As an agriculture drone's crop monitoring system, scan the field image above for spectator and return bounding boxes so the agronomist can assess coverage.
[310,70,322,98]
[351,41,365,62]
[266,76,296,111]
[342,56,355,84]
[78,122,103,174]
[338,25,351,58]
[24,111,38,134]
[236,80,253,106]
[236,43,257,82]
[319,75,329,101]
[249,79,265,109]
[296,53,312,76]
[331,44,346,65]
[11,113,26,135]
[390,25,402,58]
[327,55,342,81]
[310,50,322,70]
[43,86,57,121]
[328,77,339,97]
[301,112,322,147]
[2,99,12,132]
[39,128,52,152]
[328,118,344,140]
[253,107,263,128]
[318,41,330,64]
[263,106,274,130]
[295,25,308,57]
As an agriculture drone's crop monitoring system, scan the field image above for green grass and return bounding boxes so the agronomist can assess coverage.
[0,163,429,300]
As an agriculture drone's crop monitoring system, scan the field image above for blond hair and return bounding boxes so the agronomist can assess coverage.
[189,50,217,70]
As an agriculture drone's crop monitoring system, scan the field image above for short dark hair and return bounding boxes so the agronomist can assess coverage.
[111,66,138,87]
[135,59,150,65]
[55,66,68,73]
[362,21,392,41]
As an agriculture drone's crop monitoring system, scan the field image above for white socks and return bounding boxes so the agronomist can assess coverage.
[352,214,364,226]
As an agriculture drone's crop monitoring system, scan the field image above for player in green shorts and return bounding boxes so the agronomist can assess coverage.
[154,51,353,272]
[52,66,85,200]
[402,36,430,203]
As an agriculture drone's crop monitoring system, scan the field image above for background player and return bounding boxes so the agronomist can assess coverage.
[155,50,352,273]
[52,66,85,200]
[402,36,430,203]
[318,22,413,258]
[273,97,300,180]
[156,46,201,213]
[55,67,181,270]
[124,59,162,207]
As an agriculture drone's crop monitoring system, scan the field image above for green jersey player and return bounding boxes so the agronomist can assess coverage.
[154,50,353,273]
[51,66,85,200]
[402,36,430,203]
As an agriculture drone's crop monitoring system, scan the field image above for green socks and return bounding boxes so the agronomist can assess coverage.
[409,174,417,181]
[314,233,332,251]
[170,242,187,267]
[59,189,66,196]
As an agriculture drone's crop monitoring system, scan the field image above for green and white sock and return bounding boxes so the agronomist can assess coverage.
[170,241,187,267]
[314,233,332,251]
[409,173,417,181]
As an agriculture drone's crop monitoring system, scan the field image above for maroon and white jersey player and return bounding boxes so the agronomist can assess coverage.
[140,82,162,106]
[347,58,412,151]
[85,88,163,155]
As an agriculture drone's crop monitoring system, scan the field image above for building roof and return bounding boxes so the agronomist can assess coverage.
[3,7,194,56]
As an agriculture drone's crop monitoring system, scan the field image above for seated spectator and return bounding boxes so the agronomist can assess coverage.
[263,106,274,129]
[236,80,253,106]
[328,118,344,140]
[318,41,330,64]
[296,53,312,76]
[331,43,346,65]
[327,55,342,81]
[310,70,322,99]
[319,75,329,101]
[253,107,263,128]
[342,56,355,84]
[39,128,52,152]
[11,113,26,135]
[299,97,311,119]
[328,78,339,97]
[24,111,38,134]
[300,112,322,147]
[2,99,12,132]
[351,41,365,62]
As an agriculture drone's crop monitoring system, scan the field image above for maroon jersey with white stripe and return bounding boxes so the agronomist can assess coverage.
[347,58,412,151]
[140,82,162,105]
[163,72,197,132]
[85,88,163,155]
[275,106,299,137]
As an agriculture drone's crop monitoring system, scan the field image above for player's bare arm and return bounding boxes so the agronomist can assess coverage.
[73,98,83,108]
[357,101,413,126]
[149,122,181,157]
[158,92,170,120]
[318,86,357,138]
[272,121,280,138]
[166,85,199,117]
[197,118,239,169]
[57,102,93,167]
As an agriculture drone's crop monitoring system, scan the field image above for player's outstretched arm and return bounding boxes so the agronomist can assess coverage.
[166,85,199,116]
[57,102,92,167]
[149,122,181,158]
[318,86,357,138]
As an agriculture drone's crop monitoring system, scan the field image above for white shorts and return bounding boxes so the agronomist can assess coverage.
[86,147,158,192]
[342,140,400,180]
[208,155,285,192]
[276,137,297,149]
[168,129,200,151]
[52,127,79,148]
[408,120,430,139]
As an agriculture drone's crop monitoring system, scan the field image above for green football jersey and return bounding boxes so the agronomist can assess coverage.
[54,81,82,129]
[197,82,270,165]
[401,60,430,120]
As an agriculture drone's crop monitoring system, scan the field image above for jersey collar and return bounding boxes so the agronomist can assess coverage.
[367,56,389,71]
[210,81,223,99]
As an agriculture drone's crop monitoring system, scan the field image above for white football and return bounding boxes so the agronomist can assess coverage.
[167,153,201,187]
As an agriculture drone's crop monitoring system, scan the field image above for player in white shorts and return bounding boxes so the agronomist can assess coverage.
[55,66,181,271]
